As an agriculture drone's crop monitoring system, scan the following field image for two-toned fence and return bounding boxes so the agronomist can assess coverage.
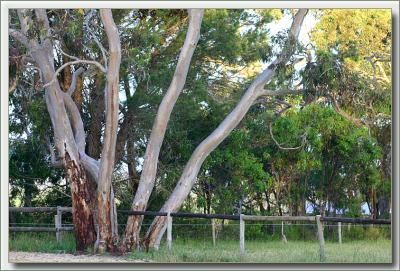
[9,207,391,262]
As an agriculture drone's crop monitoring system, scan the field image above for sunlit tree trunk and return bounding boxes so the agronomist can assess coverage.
[96,9,121,253]
[143,9,308,249]
[10,8,121,252]
[121,9,204,252]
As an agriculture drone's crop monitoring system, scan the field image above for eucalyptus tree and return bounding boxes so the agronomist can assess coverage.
[142,9,309,248]
[9,8,121,252]
[121,10,204,251]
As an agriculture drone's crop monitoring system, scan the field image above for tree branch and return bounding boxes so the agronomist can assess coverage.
[59,47,80,61]
[85,9,108,69]
[269,121,306,151]
[46,137,63,168]
[62,92,86,152]
[67,67,85,95]
[260,87,304,97]
[328,93,365,128]
[43,59,106,88]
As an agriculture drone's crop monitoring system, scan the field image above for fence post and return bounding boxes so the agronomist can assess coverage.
[316,215,326,262]
[167,212,172,252]
[281,221,287,243]
[239,214,245,255]
[55,206,62,242]
[212,219,216,246]
[338,222,342,244]
[153,225,163,251]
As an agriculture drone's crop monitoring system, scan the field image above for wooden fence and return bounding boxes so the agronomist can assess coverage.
[9,207,391,262]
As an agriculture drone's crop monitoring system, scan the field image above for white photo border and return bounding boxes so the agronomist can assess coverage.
[1,1,398,270]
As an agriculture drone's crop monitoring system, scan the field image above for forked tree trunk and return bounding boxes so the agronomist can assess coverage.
[143,9,308,248]
[121,9,204,252]
[43,56,97,251]
[10,9,120,252]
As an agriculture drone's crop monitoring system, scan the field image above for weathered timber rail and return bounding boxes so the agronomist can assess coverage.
[320,217,391,224]
[9,227,74,232]
[9,207,72,213]
[9,207,391,262]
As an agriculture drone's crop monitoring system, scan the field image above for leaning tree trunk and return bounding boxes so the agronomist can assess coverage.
[121,9,204,252]
[143,9,308,249]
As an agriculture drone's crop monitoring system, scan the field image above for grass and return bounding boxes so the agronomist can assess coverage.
[9,232,76,254]
[128,238,392,263]
[9,233,391,263]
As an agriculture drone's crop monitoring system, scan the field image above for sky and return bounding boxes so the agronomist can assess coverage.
[264,10,318,71]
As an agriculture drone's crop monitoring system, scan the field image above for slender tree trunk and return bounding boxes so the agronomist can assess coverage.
[96,9,121,253]
[265,190,271,213]
[121,9,204,252]
[143,10,308,248]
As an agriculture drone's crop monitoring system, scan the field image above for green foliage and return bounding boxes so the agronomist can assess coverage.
[8,9,391,225]
[365,227,382,241]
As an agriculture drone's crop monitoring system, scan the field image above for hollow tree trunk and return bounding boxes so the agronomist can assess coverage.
[143,9,308,249]
[121,9,204,252]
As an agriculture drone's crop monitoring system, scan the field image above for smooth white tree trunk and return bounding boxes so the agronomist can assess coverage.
[121,9,204,252]
[96,9,122,253]
[143,9,309,248]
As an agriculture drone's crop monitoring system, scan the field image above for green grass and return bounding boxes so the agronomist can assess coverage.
[9,233,391,263]
[9,232,76,254]
[128,239,392,263]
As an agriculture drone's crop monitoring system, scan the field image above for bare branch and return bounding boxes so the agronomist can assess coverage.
[46,137,63,168]
[329,93,365,128]
[260,88,304,97]
[59,47,80,61]
[269,121,306,151]
[85,9,108,69]
[67,67,85,95]
[43,59,106,88]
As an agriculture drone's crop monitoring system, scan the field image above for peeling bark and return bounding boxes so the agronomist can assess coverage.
[65,151,97,252]
[10,9,120,252]
[143,9,308,248]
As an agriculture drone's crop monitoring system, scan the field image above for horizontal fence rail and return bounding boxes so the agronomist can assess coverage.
[9,226,74,232]
[242,215,316,222]
[320,217,391,224]
[9,206,391,262]
[9,207,391,224]
[9,207,72,213]
[119,210,241,220]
